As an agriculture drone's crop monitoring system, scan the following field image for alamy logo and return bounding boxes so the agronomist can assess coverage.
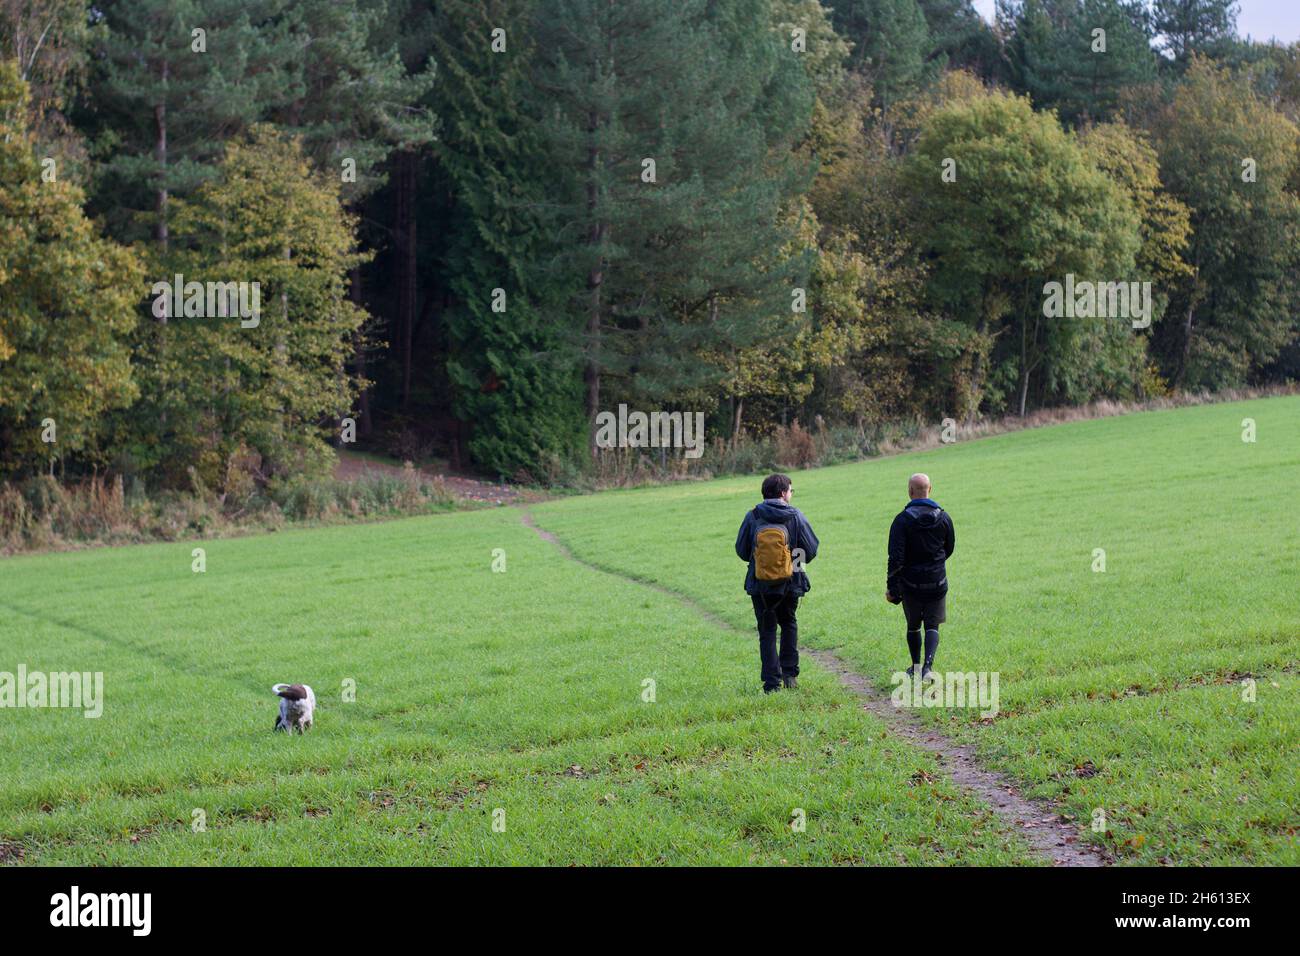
[50,886,151,936]
[593,404,705,459]
[890,671,999,718]
[0,666,103,718]
[151,274,261,328]
[1042,274,1151,329]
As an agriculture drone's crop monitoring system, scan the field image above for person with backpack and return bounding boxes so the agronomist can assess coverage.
[735,473,819,693]
[885,473,955,681]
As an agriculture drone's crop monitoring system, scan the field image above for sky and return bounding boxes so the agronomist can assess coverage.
[970,1,1300,45]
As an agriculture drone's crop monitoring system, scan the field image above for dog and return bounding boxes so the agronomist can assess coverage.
[272,683,316,734]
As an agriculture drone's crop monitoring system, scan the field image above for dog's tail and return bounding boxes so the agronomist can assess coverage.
[272,683,308,700]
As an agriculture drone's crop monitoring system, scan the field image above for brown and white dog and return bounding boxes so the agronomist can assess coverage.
[272,683,316,734]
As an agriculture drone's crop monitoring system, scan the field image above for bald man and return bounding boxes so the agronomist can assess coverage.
[885,473,955,680]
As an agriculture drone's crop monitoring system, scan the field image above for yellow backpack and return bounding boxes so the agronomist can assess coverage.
[753,519,794,582]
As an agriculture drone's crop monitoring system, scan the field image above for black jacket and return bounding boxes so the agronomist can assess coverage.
[735,499,819,596]
[886,497,954,597]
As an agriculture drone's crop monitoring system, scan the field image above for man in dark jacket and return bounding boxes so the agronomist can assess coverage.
[885,473,955,681]
[736,473,820,693]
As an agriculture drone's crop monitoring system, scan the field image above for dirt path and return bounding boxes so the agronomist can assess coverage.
[333,451,536,506]
[520,508,1109,867]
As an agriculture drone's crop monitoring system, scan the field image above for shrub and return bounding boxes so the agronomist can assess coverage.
[774,420,816,469]
[1,466,464,554]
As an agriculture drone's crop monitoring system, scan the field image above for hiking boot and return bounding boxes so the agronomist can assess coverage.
[905,665,917,679]
[782,675,798,690]
[921,665,935,682]
[763,684,781,694]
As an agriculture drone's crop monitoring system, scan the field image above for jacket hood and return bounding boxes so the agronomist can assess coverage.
[754,499,797,522]
[904,497,943,528]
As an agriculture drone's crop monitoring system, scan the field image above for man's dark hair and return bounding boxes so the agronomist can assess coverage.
[761,473,791,500]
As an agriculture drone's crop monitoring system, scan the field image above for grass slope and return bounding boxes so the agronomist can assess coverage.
[530,395,1300,865]
[1,509,1029,864]
[3,396,1295,865]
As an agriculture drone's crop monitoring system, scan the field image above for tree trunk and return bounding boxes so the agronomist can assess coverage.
[584,105,605,456]
[584,267,602,451]
[731,396,744,446]
[395,151,418,408]
[154,57,170,437]
[404,158,417,406]
[968,312,989,424]
[350,266,372,439]
[1018,312,1029,417]
[1175,301,1196,388]
[154,61,169,260]
[451,418,464,473]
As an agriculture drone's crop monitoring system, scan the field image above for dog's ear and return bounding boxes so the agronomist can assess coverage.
[277,684,308,700]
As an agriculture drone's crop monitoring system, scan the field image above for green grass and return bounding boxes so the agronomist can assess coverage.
[0,509,1029,864]
[2,395,1296,865]
[531,394,1300,864]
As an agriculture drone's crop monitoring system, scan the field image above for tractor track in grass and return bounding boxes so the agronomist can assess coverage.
[521,509,1109,867]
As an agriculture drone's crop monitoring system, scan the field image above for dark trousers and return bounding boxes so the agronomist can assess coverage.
[751,591,799,689]
[902,591,946,630]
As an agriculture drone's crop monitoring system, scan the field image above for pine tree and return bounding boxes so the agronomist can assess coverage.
[825,0,934,106]
[1153,0,1238,68]
[530,0,815,451]
[919,0,1005,81]
[274,0,436,203]
[87,0,302,246]
[272,0,438,442]
[432,0,584,478]
[1001,0,1157,125]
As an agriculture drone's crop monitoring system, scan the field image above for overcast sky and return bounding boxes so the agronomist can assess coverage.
[969,1,1300,44]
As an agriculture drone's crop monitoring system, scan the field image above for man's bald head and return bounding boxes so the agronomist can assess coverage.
[908,473,931,499]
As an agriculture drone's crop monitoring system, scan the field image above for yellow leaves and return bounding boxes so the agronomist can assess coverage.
[0,64,143,467]
[140,124,369,471]
[1078,121,1193,286]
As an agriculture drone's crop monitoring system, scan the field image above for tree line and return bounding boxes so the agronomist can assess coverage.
[1,0,1297,490]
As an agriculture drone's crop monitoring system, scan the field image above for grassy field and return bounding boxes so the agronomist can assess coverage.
[0,507,1030,865]
[533,394,1300,864]
[1,395,1297,865]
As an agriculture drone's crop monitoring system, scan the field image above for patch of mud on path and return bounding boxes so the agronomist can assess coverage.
[803,647,1108,867]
